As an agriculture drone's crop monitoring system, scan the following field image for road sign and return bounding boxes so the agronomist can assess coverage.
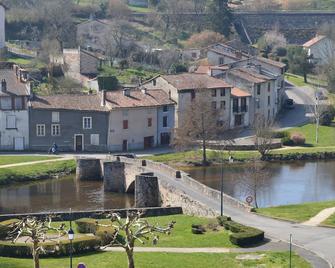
[246,196,253,205]
[78,264,86,268]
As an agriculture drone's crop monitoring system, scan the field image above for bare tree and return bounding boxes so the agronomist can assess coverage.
[108,0,131,19]
[173,90,225,165]
[253,114,274,159]
[100,211,175,268]
[8,216,66,268]
[238,158,270,208]
[185,30,227,49]
[157,50,180,73]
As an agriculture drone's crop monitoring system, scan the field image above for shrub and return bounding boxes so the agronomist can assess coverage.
[216,216,264,247]
[290,132,306,146]
[282,136,294,146]
[191,224,206,234]
[0,219,19,239]
[75,218,98,234]
[320,110,335,126]
[95,226,116,246]
[272,131,289,139]
[0,236,100,257]
[276,47,287,57]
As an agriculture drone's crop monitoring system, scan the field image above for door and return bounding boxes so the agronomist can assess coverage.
[122,140,128,152]
[234,115,243,127]
[144,136,154,149]
[160,133,171,145]
[14,137,24,151]
[75,135,83,152]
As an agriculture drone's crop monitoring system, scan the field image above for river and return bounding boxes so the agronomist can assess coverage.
[185,160,335,208]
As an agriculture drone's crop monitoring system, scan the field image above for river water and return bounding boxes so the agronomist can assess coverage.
[1,160,335,213]
[0,175,134,214]
[185,160,335,208]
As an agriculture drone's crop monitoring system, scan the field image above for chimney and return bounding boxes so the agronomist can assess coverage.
[141,87,147,95]
[101,90,106,106]
[168,90,171,99]
[1,79,6,92]
[123,88,130,97]
[152,79,156,86]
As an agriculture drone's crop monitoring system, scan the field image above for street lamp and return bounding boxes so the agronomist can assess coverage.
[68,228,74,268]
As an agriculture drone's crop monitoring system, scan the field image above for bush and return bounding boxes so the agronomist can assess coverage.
[216,216,264,247]
[272,131,289,139]
[95,226,116,246]
[191,224,206,234]
[0,236,100,257]
[276,47,287,57]
[0,219,19,239]
[290,132,306,146]
[282,136,294,146]
[320,110,335,126]
[75,218,98,234]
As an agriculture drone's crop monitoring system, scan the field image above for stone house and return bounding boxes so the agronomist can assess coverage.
[0,65,31,151]
[105,88,175,152]
[29,94,109,152]
[303,35,335,65]
[144,73,233,129]
[207,43,250,65]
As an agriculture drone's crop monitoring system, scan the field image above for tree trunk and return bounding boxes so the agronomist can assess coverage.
[33,242,40,268]
[304,73,307,83]
[254,191,258,209]
[126,249,135,268]
[201,113,207,166]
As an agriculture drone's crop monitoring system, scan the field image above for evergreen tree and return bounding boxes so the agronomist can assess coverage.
[207,0,233,37]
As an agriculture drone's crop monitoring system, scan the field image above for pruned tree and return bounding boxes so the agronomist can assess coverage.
[287,46,314,83]
[173,90,225,165]
[100,211,175,268]
[253,114,274,159]
[237,158,270,208]
[8,216,66,268]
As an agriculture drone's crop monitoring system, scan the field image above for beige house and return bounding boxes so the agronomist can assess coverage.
[104,88,175,152]
[144,73,234,129]
[303,35,335,65]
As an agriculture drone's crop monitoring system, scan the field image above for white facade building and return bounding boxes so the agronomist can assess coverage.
[303,35,335,65]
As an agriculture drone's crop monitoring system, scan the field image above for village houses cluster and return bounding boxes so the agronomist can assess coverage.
[0,39,286,152]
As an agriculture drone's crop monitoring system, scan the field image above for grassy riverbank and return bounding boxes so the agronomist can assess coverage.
[256,200,335,223]
[322,213,335,227]
[0,251,311,268]
[0,155,60,166]
[0,160,76,186]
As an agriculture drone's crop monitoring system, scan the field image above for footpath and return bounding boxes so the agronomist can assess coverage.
[0,157,73,169]
[303,207,335,226]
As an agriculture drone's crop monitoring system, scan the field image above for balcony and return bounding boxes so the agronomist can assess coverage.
[233,105,248,113]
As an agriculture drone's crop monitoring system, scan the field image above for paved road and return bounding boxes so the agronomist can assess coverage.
[149,167,333,268]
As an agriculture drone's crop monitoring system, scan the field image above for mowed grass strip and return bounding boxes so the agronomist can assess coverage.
[0,155,60,166]
[256,200,335,223]
[52,215,235,248]
[0,251,311,268]
[322,213,335,227]
[0,160,76,186]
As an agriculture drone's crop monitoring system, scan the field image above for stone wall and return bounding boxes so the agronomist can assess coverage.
[135,174,160,208]
[76,158,102,181]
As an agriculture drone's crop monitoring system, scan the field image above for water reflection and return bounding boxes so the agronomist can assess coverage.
[0,175,134,214]
[184,161,335,208]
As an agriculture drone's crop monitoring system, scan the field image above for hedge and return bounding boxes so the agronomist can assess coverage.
[217,216,264,247]
[75,218,99,234]
[0,235,100,258]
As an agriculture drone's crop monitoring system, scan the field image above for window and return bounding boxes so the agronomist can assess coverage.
[0,97,11,110]
[6,115,16,129]
[211,101,217,110]
[163,105,168,112]
[220,89,226,97]
[268,83,271,92]
[148,118,152,127]
[219,57,224,64]
[83,117,92,129]
[123,120,128,129]
[36,124,45,136]
[257,85,261,95]
[220,101,226,110]
[268,96,271,106]
[90,134,100,146]
[233,99,238,113]
[241,98,247,112]
[52,112,60,123]
[51,124,60,136]
[14,97,23,110]
[212,89,217,97]
[163,116,168,128]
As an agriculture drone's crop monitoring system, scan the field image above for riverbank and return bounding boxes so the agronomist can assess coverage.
[0,159,76,186]
[0,155,60,166]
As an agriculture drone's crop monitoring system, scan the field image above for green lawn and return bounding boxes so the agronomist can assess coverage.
[287,124,335,147]
[285,73,308,87]
[0,156,60,166]
[0,251,311,268]
[256,200,335,222]
[322,212,335,227]
[53,215,235,248]
[101,66,158,84]
[128,5,153,13]
[0,160,76,186]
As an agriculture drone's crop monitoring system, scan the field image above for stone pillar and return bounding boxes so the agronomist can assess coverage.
[135,174,160,208]
[76,159,102,181]
[104,161,126,192]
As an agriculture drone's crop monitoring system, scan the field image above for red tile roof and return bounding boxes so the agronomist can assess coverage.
[303,35,326,48]
[162,73,231,90]
[106,88,175,109]
[30,94,108,112]
[228,67,273,83]
[255,56,286,69]
[231,87,251,97]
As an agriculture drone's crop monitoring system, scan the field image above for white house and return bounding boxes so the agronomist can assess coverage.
[0,64,31,150]
[303,35,335,65]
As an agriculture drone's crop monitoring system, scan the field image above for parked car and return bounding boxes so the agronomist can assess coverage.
[285,98,294,109]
